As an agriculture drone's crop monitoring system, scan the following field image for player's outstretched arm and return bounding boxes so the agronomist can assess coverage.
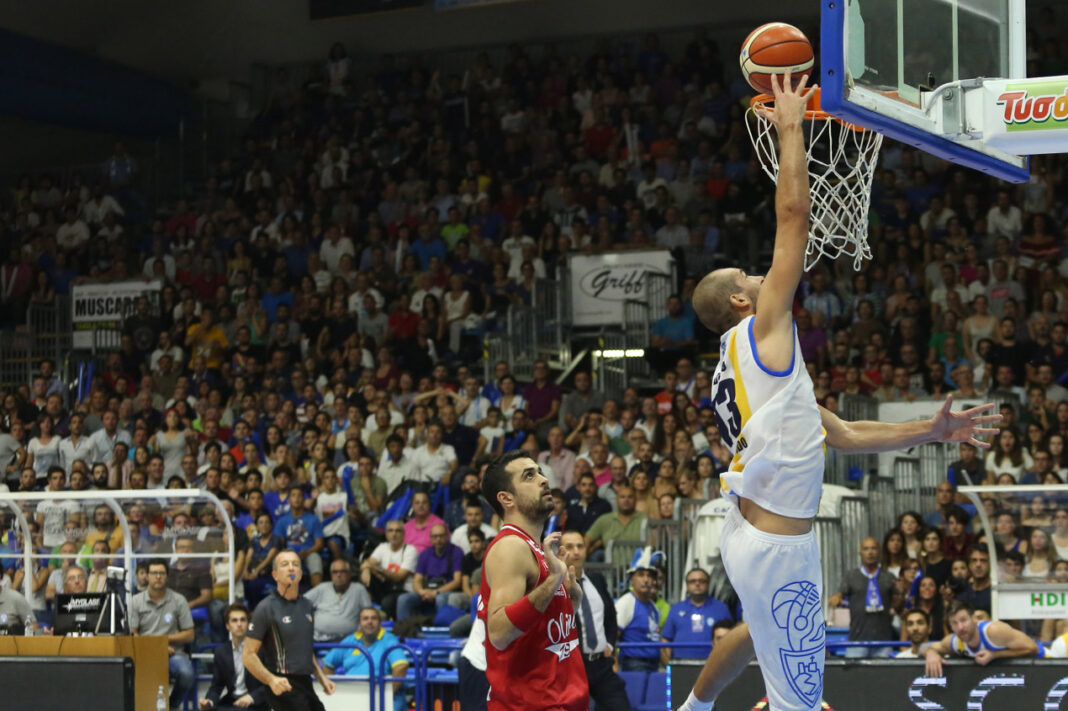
[820,395,1001,454]
[751,72,816,370]
[980,621,1040,664]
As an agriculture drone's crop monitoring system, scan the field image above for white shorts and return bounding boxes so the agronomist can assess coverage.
[721,506,825,711]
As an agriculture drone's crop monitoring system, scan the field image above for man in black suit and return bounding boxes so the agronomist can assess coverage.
[559,531,633,711]
[199,602,268,711]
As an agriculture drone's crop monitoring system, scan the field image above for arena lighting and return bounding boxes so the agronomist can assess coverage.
[593,349,645,358]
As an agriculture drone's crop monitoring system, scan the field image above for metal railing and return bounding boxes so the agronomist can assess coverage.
[0,297,73,391]
[646,518,687,604]
[533,277,570,370]
[0,489,236,610]
[604,538,647,587]
[825,393,880,486]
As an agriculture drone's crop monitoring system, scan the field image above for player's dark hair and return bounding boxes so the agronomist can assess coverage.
[946,600,974,618]
[483,450,532,518]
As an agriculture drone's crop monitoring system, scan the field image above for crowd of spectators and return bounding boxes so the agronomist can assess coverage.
[0,12,1067,682]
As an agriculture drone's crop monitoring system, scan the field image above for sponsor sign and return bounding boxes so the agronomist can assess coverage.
[672,659,1068,710]
[996,82,1068,132]
[999,588,1068,620]
[567,250,673,327]
[70,280,161,349]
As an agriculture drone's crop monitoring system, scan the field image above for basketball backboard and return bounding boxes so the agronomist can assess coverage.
[820,0,1032,182]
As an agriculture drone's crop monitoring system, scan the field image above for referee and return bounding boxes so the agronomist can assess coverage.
[244,550,336,711]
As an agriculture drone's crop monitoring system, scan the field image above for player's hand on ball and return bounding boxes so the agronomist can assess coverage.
[759,71,816,130]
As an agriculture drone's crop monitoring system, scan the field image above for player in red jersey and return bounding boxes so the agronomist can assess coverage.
[478,450,589,711]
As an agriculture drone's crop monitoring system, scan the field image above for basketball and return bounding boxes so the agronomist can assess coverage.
[739,22,814,95]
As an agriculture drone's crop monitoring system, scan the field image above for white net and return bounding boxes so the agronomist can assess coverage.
[745,100,883,271]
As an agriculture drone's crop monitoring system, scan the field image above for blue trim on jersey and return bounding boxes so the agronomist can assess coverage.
[747,317,796,377]
[977,621,1007,652]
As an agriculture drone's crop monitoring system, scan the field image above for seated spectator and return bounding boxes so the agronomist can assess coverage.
[198,602,268,711]
[661,567,733,662]
[924,601,1040,677]
[404,491,446,553]
[648,295,696,372]
[460,528,487,601]
[616,550,664,672]
[360,520,417,620]
[956,547,992,615]
[585,485,646,563]
[409,423,458,487]
[450,499,497,554]
[0,583,35,631]
[130,559,195,708]
[243,512,282,610]
[942,506,975,560]
[894,609,933,659]
[272,486,325,587]
[923,482,958,530]
[565,472,612,536]
[323,608,409,711]
[305,560,371,642]
[1024,528,1057,580]
[444,471,494,530]
[948,442,985,486]
[396,524,467,621]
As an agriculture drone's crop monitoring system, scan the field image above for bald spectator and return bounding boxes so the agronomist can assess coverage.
[396,523,466,621]
[828,537,899,659]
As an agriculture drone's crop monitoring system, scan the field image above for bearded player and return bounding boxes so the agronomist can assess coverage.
[479,449,588,710]
[677,73,1001,711]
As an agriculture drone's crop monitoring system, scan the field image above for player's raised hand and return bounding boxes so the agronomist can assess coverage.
[929,394,1002,448]
[542,531,567,579]
[758,70,816,131]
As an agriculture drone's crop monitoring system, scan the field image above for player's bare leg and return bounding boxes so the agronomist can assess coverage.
[678,622,755,711]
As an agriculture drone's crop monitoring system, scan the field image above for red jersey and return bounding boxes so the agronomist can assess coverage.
[479,524,588,711]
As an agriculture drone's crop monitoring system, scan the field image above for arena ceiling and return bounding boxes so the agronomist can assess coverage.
[0,0,814,83]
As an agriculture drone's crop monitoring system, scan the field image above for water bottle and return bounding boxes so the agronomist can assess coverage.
[156,684,166,711]
[22,616,33,637]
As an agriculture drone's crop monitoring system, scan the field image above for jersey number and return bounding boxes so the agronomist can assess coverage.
[713,377,742,448]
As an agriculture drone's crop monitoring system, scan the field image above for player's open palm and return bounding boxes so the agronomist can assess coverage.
[929,395,1002,447]
[760,71,816,130]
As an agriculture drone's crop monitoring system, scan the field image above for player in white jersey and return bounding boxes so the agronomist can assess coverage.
[924,601,1041,678]
[677,73,1001,711]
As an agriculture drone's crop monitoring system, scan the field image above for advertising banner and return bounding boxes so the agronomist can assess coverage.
[70,280,161,350]
[671,659,1068,710]
[567,250,674,327]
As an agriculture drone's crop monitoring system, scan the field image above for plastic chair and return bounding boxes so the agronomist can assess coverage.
[617,670,649,708]
[636,671,667,711]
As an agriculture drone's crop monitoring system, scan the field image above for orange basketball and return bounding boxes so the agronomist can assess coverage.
[739,23,814,95]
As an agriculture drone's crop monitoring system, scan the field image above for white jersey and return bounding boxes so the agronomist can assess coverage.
[712,316,825,519]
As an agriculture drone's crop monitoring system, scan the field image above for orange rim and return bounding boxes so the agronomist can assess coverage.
[750,88,871,132]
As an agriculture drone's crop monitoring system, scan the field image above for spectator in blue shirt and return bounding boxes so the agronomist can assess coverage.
[660,567,733,663]
[411,223,446,270]
[649,295,696,373]
[260,276,294,324]
[323,607,410,711]
[272,486,325,586]
[615,552,664,672]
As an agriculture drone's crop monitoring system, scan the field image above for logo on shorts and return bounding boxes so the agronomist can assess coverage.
[771,581,825,708]
[282,616,292,624]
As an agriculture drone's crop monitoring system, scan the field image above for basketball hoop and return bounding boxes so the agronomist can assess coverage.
[745,88,883,271]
